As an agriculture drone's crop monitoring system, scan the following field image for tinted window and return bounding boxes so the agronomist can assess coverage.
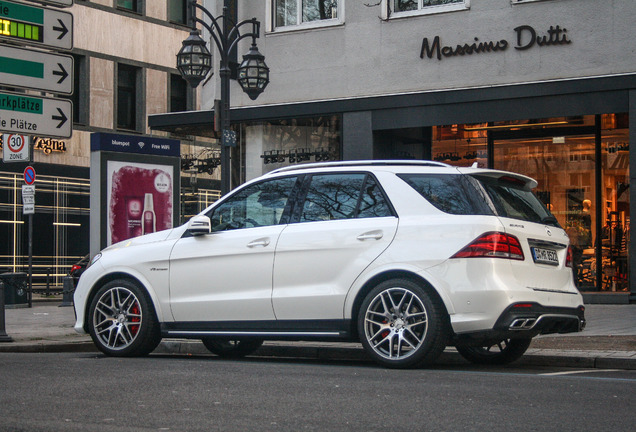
[208,177,297,231]
[474,175,556,225]
[358,176,393,218]
[399,174,492,215]
[299,174,393,222]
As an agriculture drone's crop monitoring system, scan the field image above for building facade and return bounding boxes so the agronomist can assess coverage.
[0,1,220,288]
[151,0,636,302]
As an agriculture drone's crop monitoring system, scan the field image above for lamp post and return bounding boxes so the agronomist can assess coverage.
[176,0,269,195]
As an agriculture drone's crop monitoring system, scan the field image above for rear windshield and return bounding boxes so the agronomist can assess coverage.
[399,173,558,226]
[398,174,493,216]
[473,175,557,226]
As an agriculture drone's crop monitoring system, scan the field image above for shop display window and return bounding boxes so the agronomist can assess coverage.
[0,172,90,289]
[431,114,629,292]
[240,116,341,181]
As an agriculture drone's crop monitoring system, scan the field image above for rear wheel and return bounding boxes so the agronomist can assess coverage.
[358,279,449,369]
[88,279,161,357]
[456,338,532,365]
[201,338,264,358]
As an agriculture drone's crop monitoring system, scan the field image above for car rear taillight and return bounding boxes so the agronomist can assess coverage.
[451,232,525,261]
[565,246,573,268]
[70,264,81,273]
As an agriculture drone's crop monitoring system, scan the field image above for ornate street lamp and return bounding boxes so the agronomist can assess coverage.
[176,30,212,88]
[176,0,269,195]
[237,43,269,100]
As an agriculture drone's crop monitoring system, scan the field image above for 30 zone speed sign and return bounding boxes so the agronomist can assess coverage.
[3,133,30,163]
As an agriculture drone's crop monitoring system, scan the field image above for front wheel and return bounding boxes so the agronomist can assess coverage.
[455,338,532,365]
[202,338,264,358]
[88,279,161,357]
[358,279,449,369]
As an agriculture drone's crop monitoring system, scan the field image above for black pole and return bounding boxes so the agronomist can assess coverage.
[220,16,231,196]
[28,213,33,307]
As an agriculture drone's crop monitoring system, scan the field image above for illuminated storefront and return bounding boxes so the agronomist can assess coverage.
[149,1,635,302]
[432,114,630,294]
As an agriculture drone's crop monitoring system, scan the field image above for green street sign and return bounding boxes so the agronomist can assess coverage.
[0,90,72,138]
[0,0,73,50]
[0,44,73,94]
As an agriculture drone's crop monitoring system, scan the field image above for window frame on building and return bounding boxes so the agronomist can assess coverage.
[384,0,470,19]
[65,54,88,126]
[268,0,344,33]
[169,73,191,113]
[116,63,144,132]
[168,0,188,25]
[116,0,144,14]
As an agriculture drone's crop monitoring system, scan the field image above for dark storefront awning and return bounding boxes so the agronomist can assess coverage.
[149,74,636,137]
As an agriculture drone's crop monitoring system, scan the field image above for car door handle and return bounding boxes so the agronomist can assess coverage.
[247,238,271,248]
[357,231,383,241]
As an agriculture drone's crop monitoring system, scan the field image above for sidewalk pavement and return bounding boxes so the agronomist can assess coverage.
[1,301,635,370]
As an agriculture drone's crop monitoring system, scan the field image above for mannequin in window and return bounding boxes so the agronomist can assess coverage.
[579,199,592,249]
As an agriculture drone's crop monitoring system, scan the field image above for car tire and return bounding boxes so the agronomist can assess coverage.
[358,279,449,369]
[201,338,264,358]
[88,279,161,357]
[455,338,532,365]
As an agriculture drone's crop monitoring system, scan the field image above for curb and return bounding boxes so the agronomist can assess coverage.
[1,339,634,370]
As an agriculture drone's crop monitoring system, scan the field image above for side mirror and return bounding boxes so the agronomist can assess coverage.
[186,215,212,236]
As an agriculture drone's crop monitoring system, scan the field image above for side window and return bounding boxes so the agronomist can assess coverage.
[399,174,492,215]
[299,174,393,222]
[208,177,297,232]
[358,176,393,218]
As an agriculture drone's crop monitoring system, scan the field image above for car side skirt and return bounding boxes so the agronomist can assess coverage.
[161,319,354,341]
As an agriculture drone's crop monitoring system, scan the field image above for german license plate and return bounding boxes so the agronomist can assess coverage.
[532,247,559,266]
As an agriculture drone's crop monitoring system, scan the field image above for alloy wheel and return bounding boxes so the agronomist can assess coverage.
[363,287,429,361]
[92,286,143,351]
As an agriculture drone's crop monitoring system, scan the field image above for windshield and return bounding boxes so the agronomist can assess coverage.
[473,175,559,227]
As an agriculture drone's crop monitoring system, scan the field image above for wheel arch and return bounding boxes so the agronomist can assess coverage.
[348,270,452,339]
[82,272,160,333]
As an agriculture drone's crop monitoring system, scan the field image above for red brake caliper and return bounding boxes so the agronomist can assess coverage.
[130,303,141,336]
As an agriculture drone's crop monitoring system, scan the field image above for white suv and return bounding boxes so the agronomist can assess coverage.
[74,161,585,368]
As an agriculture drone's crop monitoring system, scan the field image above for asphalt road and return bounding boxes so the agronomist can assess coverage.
[1,353,634,432]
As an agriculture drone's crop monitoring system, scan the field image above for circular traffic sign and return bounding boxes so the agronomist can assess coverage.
[24,166,36,185]
[7,134,26,153]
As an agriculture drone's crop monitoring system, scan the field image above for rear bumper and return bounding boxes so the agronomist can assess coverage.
[453,302,585,346]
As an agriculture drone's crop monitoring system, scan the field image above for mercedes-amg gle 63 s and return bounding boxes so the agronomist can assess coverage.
[74,161,585,368]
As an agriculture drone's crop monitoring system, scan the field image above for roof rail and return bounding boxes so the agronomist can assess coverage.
[266,160,451,175]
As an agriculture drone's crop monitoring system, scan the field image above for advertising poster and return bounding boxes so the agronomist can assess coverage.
[106,161,173,245]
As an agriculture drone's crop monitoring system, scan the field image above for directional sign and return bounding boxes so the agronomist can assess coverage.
[0,90,72,138]
[0,44,72,94]
[0,0,73,50]
[2,133,30,162]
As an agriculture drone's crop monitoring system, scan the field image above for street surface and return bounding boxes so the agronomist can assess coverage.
[0,353,634,431]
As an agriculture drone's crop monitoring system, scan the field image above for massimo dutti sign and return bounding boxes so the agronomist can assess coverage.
[420,25,571,61]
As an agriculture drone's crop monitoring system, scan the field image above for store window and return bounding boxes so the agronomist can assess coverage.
[240,116,341,181]
[432,114,629,293]
[0,171,90,288]
[273,0,341,31]
[391,0,469,16]
[116,63,142,131]
[600,113,630,292]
